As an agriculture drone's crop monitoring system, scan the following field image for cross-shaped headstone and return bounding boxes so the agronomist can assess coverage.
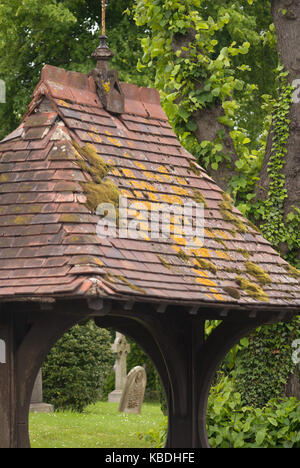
[108,332,131,403]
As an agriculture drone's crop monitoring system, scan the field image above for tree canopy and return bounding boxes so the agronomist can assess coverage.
[0,0,151,139]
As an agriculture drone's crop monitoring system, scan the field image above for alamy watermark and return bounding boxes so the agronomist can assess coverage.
[292,339,300,366]
[292,79,300,104]
[0,79,6,104]
[96,196,204,246]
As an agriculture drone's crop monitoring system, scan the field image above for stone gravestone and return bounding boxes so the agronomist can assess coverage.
[118,366,147,414]
[30,369,53,413]
[108,333,131,403]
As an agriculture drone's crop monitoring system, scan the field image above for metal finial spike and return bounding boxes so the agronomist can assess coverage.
[91,1,113,66]
[102,0,106,37]
[90,0,124,114]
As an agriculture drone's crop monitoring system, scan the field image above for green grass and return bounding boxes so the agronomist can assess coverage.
[29,401,165,448]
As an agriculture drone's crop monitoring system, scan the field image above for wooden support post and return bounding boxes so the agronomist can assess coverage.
[0,306,87,448]
[0,312,16,448]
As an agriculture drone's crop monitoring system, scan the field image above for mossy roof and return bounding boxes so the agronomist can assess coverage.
[0,64,299,311]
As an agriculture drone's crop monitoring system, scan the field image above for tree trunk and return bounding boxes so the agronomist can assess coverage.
[285,368,300,399]
[256,0,300,400]
[173,32,239,192]
[257,0,300,257]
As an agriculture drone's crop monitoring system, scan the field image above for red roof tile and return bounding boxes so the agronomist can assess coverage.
[0,64,300,309]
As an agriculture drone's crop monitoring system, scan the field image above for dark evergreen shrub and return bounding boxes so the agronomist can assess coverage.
[42,321,114,412]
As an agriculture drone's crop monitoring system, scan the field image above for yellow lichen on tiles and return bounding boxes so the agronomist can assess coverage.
[123,151,131,158]
[212,293,225,301]
[133,190,143,198]
[105,130,112,136]
[205,293,215,300]
[122,168,136,178]
[134,161,147,170]
[108,137,122,147]
[56,99,71,108]
[155,174,167,183]
[111,168,122,177]
[121,189,132,198]
[140,181,157,192]
[204,228,215,238]
[172,224,185,236]
[189,247,211,258]
[143,171,157,180]
[176,176,188,186]
[139,232,150,241]
[192,237,204,247]
[214,229,231,240]
[158,165,169,174]
[216,250,232,260]
[139,222,150,232]
[195,277,217,287]
[171,234,187,246]
[160,194,184,205]
[172,185,190,196]
[94,258,104,267]
[147,192,159,202]
[157,166,172,181]
[192,264,209,277]
[130,180,143,190]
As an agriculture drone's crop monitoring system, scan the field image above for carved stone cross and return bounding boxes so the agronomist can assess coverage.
[108,333,131,403]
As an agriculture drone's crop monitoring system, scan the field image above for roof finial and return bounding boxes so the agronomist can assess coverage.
[90,0,124,114]
[92,1,113,69]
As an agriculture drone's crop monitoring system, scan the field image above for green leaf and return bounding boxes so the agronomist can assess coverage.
[255,429,266,446]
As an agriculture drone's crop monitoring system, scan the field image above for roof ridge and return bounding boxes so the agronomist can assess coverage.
[31,65,168,120]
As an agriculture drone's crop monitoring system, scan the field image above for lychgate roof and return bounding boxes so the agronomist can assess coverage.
[0,64,300,309]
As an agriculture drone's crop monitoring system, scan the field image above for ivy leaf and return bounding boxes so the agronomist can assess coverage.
[255,429,266,446]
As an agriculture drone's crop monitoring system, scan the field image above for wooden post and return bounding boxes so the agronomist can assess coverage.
[0,312,17,448]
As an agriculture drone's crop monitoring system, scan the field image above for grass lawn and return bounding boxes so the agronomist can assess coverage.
[29,401,165,448]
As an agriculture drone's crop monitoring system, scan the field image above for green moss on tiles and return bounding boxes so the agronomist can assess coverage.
[189,161,202,176]
[0,174,8,183]
[193,190,207,208]
[194,257,217,274]
[74,141,113,183]
[177,249,190,262]
[13,215,33,225]
[285,264,300,280]
[222,286,241,300]
[117,275,146,294]
[60,213,81,223]
[73,141,120,215]
[245,261,272,285]
[235,276,269,302]
[82,180,120,214]
[237,249,251,259]
[214,237,227,249]
[224,266,242,274]
[104,273,116,283]
[219,192,248,234]
[247,220,262,233]
[157,255,172,270]
[104,272,146,294]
